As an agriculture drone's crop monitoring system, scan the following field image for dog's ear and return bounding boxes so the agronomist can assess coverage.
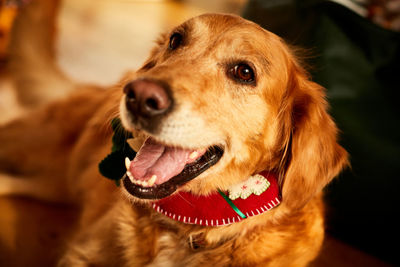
[280,64,348,211]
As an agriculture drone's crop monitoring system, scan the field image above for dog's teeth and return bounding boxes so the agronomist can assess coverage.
[148,175,157,187]
[127,171,135,183]
[189,151,199,160]
[126,170,156,187]
[131,178,143,186]
[125,157,131,170]
[138,180,147,187]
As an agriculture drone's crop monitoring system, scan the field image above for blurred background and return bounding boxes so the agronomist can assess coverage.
[0,0,399,266]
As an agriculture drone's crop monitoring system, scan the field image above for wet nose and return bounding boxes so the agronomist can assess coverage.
[123,79,172,118]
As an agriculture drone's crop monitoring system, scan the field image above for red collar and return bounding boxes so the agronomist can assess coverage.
[152,171,281,226]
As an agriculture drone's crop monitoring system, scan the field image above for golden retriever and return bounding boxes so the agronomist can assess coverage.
[0,1,348,266]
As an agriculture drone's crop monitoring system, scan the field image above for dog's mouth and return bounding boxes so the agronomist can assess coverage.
[122,136,224,199]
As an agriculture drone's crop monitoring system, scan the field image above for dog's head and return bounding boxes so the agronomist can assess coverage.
[119,14,347,210]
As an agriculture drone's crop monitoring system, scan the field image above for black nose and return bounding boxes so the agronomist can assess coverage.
[123,79,172,118]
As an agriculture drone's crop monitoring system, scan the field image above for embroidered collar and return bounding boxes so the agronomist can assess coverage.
[152,171,281,227]
[99,118,281,226]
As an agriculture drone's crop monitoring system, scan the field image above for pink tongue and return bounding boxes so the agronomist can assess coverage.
[129,137,201,185]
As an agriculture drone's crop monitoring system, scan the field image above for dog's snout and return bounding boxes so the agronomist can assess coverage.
[124,79,172,118]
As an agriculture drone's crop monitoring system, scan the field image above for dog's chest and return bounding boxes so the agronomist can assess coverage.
[148,233,190,267]
[145,232,222,267]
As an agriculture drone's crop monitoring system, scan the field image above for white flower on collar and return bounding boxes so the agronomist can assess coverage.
[228,174,270,200]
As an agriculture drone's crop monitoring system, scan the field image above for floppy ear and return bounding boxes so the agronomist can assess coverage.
[280,67,348,211]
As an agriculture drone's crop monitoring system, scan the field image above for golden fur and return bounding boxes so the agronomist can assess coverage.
[0,1,347,266]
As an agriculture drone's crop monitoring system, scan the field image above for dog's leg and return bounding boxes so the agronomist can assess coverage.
[8,0,74,108]
[0,87,112,202]
[0,107,76,201]
[0,173,57,199]
[57,203,127,267]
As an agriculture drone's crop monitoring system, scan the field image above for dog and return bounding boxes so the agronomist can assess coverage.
[0,2,348,266]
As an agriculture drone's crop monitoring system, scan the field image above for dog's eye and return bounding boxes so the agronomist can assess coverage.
[169,33,183,50]
[228,63,255,84]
